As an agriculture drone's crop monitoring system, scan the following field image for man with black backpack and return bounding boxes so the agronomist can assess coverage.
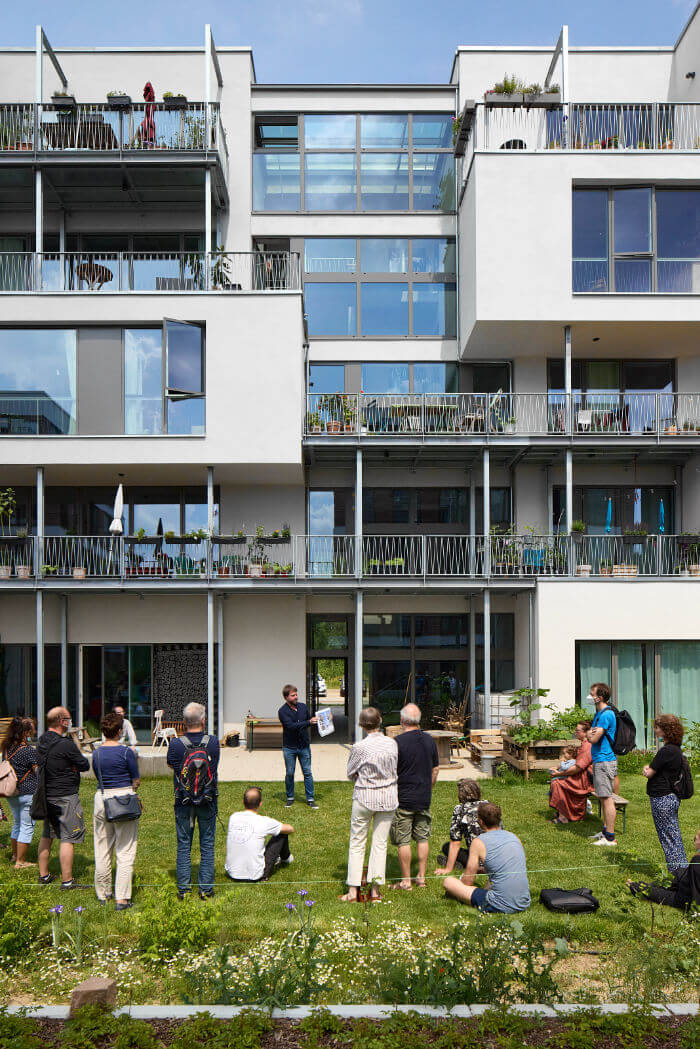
[586,682,620,846]
[166,702,220,900]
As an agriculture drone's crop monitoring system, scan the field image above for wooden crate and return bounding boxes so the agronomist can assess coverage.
[501,735,572,780]
[246,718,284,751]
[467,728,503,764]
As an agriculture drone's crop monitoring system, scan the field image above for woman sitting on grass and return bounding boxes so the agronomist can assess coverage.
[434,778,492,876]
[627,828,700,911]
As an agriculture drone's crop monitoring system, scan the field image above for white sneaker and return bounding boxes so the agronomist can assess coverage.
[588,831,604,841]
[592,836,617,846]
[282,854,294,864]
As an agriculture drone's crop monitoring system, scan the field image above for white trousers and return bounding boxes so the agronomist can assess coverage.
[346,799,395,887]
[93,788,139,901]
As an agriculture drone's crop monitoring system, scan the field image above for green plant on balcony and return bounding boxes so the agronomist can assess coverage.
[307,410,322,432]
[183,112,205,150]
[134,527,147,542]
[281,522,291,539]
[0,488,16,537]
[164,530,175,541]
[210,247,232,289]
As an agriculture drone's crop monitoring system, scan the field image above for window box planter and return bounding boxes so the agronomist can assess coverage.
[52,93,77,110]
[106,94,132,110]
[247,564,263,578]
[502,734,573,779]
[622,533,647,547]
[72,566,87,580]
[0,565,11,580]
[218,535,246,545]
[15,565,31,579]
[326,421,342,434]
[163,95,188,110]
[523,91,561,108]
[571,530,585,546]
[261,535,289,544]
[484,92,524,106]
[575,564,592,577]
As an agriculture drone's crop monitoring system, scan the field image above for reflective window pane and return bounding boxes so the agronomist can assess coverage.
[657,260,700,293]
[412,283,457,337]
[361,283,409,335]
[304,154,357,210]
[573,190,608,259]
[413,362,457,394]
[614,188,651,253]
[417,490,467,525]
[360,114,408,148]
[412,113,452,148]
[361,362,409,394]
[304,283,356,336]
[363,615,412,647]
[167,397,205,435]
[304,238,356,273]
[252,153,300,211]
[125,329,162,435]
[309,364,346,394]
[615,258,651,293]
[412,238,456,273]
[360,238,408,272]
[573,260,609,293]
[0,329,76,435]
[304,114,356,149]
[363,488,410,524]
[166,321,203,394]
[360,154,409,210]
[657,189,700,259]
[412,153,455,210]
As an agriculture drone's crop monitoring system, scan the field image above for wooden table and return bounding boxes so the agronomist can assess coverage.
[427,729,463,769]
[67,727,101,752]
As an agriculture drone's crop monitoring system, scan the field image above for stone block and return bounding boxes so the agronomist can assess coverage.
[69,977,117,1016]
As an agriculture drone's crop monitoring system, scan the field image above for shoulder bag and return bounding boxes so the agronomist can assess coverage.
[94,747,142,822]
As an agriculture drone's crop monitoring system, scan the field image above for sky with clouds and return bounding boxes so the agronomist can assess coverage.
[4,0,698,83]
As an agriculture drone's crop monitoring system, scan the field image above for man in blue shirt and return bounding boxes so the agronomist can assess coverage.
[277,684,318,809]
[586,682,618,846]
[166,702,220,899]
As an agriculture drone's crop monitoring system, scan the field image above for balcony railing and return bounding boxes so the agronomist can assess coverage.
[0,534,695,582]
[305,392,700,438]
[0,251,301,293]
[467,102,700,153]
[0,102,226,158]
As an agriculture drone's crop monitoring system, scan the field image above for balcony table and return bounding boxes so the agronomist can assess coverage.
[75,261,114,290]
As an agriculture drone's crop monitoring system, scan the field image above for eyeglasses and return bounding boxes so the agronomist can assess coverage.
[59,716,71,723]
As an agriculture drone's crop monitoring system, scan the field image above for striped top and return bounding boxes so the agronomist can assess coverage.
[347,731,398,812]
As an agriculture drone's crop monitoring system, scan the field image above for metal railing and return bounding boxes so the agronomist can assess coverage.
[304,392,700,438]
[470,102,700,153]
[1,534,697,581]
[0,102,224,155]
[0,251,302,293]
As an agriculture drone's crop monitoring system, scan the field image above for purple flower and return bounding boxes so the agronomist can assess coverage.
[304,899,315,908]
[74,906,85,914]
[50,905,64,915]
[297,889,308,897]
[285,903,296,912]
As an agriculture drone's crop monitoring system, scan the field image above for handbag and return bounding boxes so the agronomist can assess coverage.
[94,747,142,823]
[539,887,599,913]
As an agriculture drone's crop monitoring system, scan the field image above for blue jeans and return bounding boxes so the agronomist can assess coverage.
[8,794,35,845]
[174,801,217,894]
[283,746,315,802]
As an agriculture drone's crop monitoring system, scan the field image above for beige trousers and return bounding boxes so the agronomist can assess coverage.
[346,799,395,887]
[93,788,139,901]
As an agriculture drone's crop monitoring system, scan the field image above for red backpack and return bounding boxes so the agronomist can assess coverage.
[176,736,216,805]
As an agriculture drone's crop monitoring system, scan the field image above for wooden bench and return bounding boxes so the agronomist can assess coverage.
[246,718,284,751]
[591,791,629,833]
[0,717,13,741]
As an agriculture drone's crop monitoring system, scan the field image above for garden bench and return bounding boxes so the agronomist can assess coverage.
[246,717,284,750]
[591,791,629,833]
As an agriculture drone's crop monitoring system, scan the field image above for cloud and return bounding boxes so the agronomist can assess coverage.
[300,0,363,26]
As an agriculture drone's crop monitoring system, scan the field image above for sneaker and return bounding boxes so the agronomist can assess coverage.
[587,831,604,841]
[177,890,191,901]
[115,901,133,911]
[199,891,214,900]
[282,853,294,865]
[38,873,55,886]
[307,801,319,810]
[592,836,617,846]
[285,799,295,808]
[60,879,78,890]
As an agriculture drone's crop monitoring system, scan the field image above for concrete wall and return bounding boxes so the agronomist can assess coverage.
[669,7,700,103]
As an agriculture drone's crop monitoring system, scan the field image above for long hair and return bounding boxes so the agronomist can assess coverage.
[1,715,33,755]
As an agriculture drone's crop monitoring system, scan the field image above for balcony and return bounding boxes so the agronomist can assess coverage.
[0,533,698,583]
[0,251,301,294]
[458,102,700,157]
[304,392,700,439]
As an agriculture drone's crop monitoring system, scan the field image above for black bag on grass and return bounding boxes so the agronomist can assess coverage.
[539,887,599,913]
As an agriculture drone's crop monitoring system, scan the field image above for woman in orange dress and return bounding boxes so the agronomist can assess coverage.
[549,720,593,824]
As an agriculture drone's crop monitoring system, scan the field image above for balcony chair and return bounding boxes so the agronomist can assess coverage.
[576,409,592,432]
[152,710,177,748]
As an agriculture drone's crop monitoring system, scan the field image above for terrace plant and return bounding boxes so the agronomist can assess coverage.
[0,487,16,536]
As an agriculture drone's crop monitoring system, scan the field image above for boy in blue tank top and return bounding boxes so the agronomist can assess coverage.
[442,802,530,912]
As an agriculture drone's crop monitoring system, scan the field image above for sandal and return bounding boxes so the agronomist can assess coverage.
[391,881,413,891]
[370,892,383,903]
[338,892,358,902]
[414,879,427,888]
[14,861,36,869]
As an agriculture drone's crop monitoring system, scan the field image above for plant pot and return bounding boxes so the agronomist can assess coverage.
[0,565,11,580]
[248,564,263,578]
[107,95,132,109]
[72,567,87,580]
[484,92,524,106]
[623,534,647,547]
[163,95,188,110]
[262,535,288,544]
[571,531,585,545]
[523,91,562,108]
[326,421,341,434]
[52,94,76,108]
[689,564,700,577]
[504,423,516,434]
[575,564,591,577]
[310,425,322,434]
[600,566,613,577]
[15,565,30,579]
[612,564,627,576]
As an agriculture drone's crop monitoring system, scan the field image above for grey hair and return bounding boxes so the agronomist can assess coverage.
[400,704,421,726]
[183,702,206,728]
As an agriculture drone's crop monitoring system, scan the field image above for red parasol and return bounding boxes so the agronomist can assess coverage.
[139,81,156,146]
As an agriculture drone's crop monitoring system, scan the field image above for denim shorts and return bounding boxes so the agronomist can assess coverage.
[469,886,499,912]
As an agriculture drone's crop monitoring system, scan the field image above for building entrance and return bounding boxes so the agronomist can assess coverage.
[307,616,352,741]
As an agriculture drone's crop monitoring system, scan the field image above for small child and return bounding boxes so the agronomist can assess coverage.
[554,744,579,774]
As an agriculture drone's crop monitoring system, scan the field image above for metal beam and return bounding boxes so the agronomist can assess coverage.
[36,590,44,729]
[217,595,224,736]
[61,594,68,709]
[528,590,534,689]
[354,589,363,742]
[206,24,224,90]
[483,589,491,730]
[37,27,68,98]
[564,325,572,432]
[355,448,363,581]
[207,466,215,535]
[207,591,215,736]
[205,168,212,286]
[566,448,573,531]
[482,448,490,576]
[469,597,476,715]
[36,466,44,546]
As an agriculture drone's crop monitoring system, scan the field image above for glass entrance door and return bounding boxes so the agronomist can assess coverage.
[307,616,351,741]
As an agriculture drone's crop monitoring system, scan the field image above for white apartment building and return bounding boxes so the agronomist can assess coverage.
[0,16,699,746]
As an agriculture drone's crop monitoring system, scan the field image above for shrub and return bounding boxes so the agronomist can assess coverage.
[60,1005,121,1049]
[130,879,223,958]
[0,883,49,960]
[171,1011,271,1049]
[0,1008,41,1049]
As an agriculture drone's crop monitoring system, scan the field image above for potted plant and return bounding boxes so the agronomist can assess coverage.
[600,559,613,576]
[106,90,132,109]
[133,527,148,542]
[163,91,188,110]
[575,563,592,577]
[229,529,246,545]
[51,91,77,112]
[622,526,648,547]
[164,530,176,541]
[570,520,586,545]
[307,410,322,434]
[343,397,357,433]
[280,562,292,577]
[484,74,525,105]
[504,416,517,435]
[281,522,291,539]
[72,566,87,580]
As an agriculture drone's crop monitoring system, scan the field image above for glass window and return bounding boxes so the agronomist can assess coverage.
[363,660,411,718]
[252,153,300,211]
[577,642,612,704]
[412,153,455,210]
[360,114,408,148]
[311,619,349,649]
[414,615,467,647]
[363,488,410,524]
[361,362,409,394]
[0,329,77,435]
[363,613,411,646]
[412,282,456,336]
[125,329,162,435]
[361,283,409,335]
[304,239,356,273]
[572,190,609,292]
[614,188,651,254]
[305,283,356,336]
[475,488,511,532]
[360,238,408,273]
[413,362,457,394]
[473,363,510,393]
[622,361,673,391]
[614,258,651,293]
[656,190,700,292]
[254,115,298,148]
[165,321,203,397]
[417,488,466,524]
[412,238,456,273]
[304,114,356,149]
[412,113,452,148]
[360,154,409,210]
[131,490,180,535]
[309,364,346,394]
[304,154,356,210]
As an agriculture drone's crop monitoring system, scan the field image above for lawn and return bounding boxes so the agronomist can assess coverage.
[1,772,698,1004]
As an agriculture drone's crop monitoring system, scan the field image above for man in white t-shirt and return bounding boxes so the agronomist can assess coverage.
[102,706,138,752]
[225,786,295,882]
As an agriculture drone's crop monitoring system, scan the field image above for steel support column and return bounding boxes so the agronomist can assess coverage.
[355,448,363,580]
[217,595,224,734]
[354,589,363,742]
[469,597,476,711]
[528,590,534,689]
[469,470,476,575]
[36,591,44,729]
[483,588,491,730]
[61,594,68,710]
[205,168,212,288]
[564,324,571,433]
[207,591,215,735]
[482,448,490,576]
[566,447,573,532]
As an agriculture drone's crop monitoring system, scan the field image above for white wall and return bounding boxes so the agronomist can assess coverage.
[669,7,700,102]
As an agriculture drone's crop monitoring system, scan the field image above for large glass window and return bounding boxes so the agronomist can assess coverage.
[305,239,356,273]
[553,486,674,534]
[360,283,409,336]
[360,238,408,273]
[361,114,409,148]
[304,154,356,210]
[417,488,467,524]
[360,154,409,210]
[413,362,457,393]
[363,489,410,524]
[309,363,346,394]
[304,114,356,149]
[252,153,300,211]
[412,283,457,336]
[125,329,162,435]
[572,190,608,292]
[0,329,76,435]
[361,362,410,394]
[412,153,455,210]
[364,613,412,646]
[304,283,356,336]
[412,114,452,148]
[412,238,456,273]
[164,320,204,435]
[656,190,700,292]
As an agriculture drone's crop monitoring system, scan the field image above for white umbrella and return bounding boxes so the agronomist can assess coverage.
[109,484,124,535]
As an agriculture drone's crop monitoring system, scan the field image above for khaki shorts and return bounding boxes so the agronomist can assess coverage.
[390,808,432,846]
[592,761,617,799]
[43,795,86,844]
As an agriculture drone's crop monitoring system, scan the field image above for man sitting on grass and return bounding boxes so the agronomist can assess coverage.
[627,827,700,911]
[442,802,530,913]
[225,786,294,883]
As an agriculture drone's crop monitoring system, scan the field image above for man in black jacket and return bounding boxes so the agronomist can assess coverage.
[36,707,89,889]
[278,684,318,809]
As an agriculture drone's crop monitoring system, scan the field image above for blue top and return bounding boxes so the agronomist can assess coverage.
[591,707,616,763]
[482,829,531,913]
[278,701,313,750]
[93,745,139,788]
[166,732,220,797]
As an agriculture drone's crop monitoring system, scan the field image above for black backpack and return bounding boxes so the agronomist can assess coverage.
[176,736,216,806]
[601,704,636,756]
[539,887,599,913]
[672,755,694,801]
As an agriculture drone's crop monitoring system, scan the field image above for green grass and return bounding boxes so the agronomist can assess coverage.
[1,771,696,949]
